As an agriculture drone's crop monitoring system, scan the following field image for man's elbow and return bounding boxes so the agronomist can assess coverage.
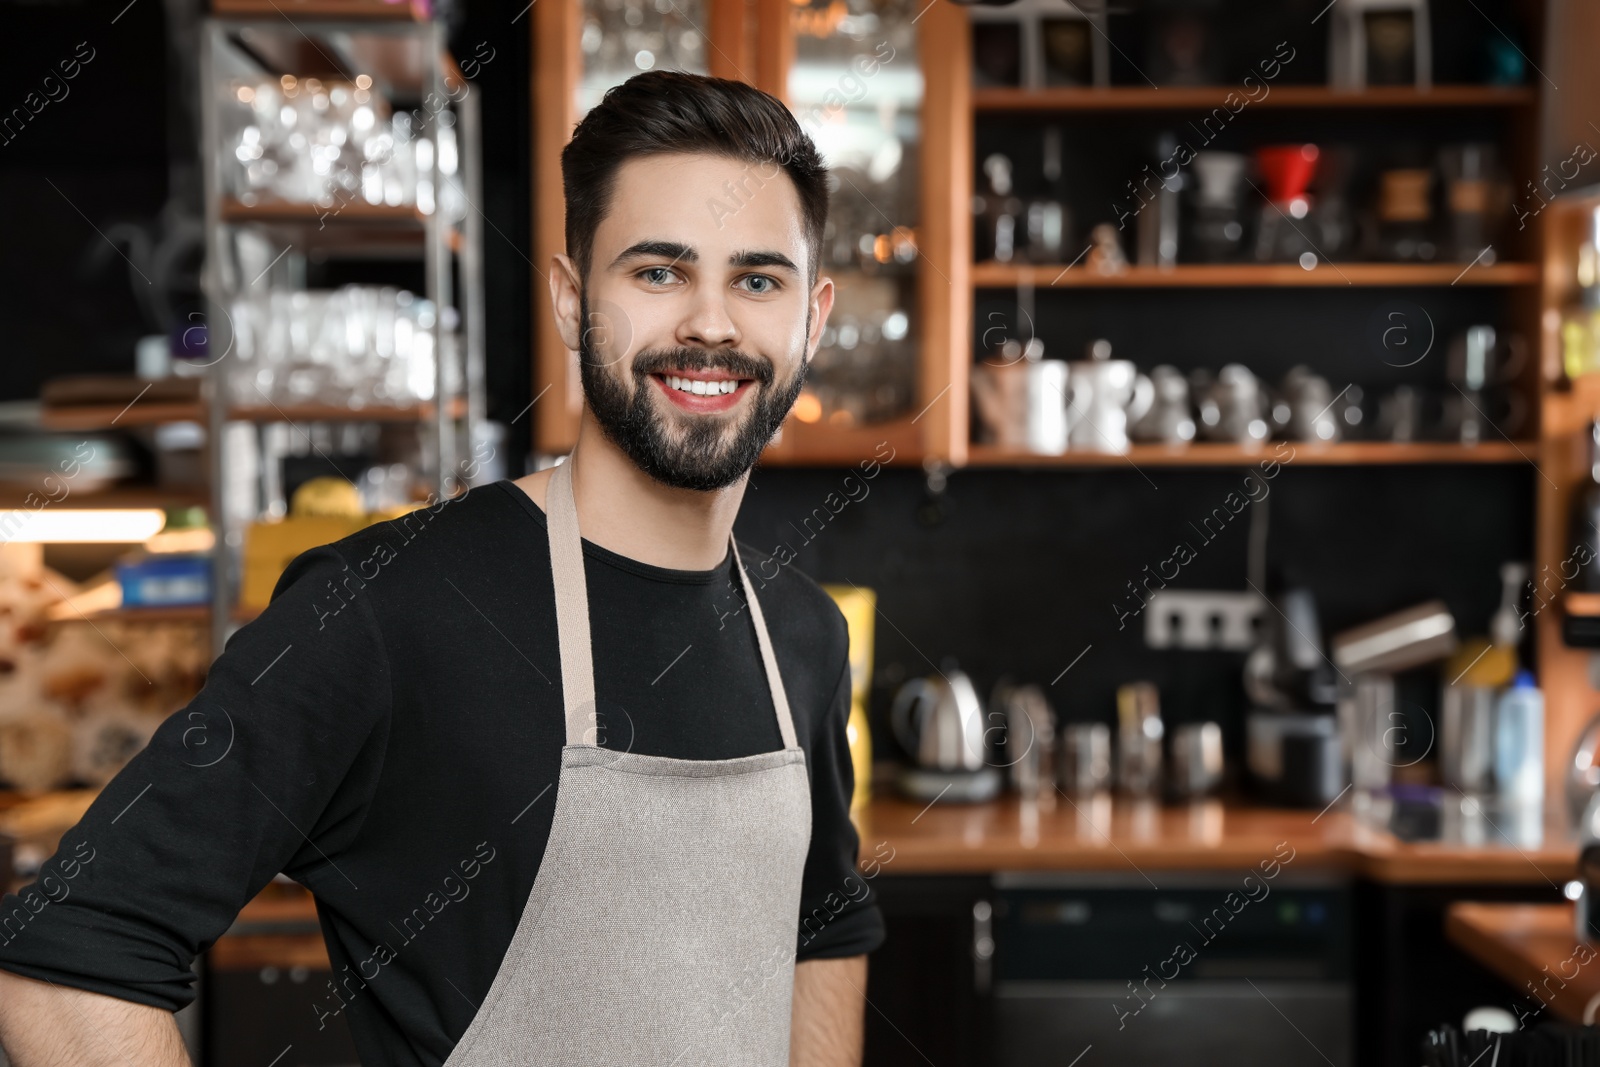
[0,967,191,1067]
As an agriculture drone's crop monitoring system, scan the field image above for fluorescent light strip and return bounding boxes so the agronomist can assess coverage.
[0,509,167,544]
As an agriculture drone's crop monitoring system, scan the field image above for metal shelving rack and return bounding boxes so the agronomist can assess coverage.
[197,10,484,653]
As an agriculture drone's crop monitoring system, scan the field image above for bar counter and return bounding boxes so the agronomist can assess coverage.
[1446,903,1598,1023]
[856,795,1579,885]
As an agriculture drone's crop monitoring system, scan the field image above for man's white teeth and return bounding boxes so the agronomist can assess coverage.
[664,375,739,396]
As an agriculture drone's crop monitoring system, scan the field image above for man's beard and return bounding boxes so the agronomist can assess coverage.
[577,292,808,491]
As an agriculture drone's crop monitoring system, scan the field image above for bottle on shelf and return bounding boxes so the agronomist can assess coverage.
[1561,206,1600,380]
[1439,561,1526,795]
[1373,166,1437,262]
[1573,418,1600,595]
[1492,671,1544,820]
[1134,132,1183,269]
[973,153,1021,263]
[1187,151,1247,263]
[1022,126,1068,264]
[1562,420,1600,648]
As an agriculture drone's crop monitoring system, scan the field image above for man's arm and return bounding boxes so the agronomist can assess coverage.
[0,969,189,1066]
[790,954,867,1067]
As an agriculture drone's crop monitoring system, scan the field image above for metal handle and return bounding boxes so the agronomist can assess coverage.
[889,678,937,758]
[972,899,994,994]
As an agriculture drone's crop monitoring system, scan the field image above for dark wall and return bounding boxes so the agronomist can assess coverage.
[0,0,174,393]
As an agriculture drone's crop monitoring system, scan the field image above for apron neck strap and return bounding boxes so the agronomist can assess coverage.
[546,456,799,750]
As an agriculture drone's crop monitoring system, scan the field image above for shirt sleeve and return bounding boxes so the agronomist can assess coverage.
[0,544,392,1011]
[794,649,886,961]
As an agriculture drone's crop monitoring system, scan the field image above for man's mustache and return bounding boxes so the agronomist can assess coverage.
[632,347,774,386]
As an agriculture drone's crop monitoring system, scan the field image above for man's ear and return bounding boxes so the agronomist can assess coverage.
[805,275,835,365]
[549,252,584,352]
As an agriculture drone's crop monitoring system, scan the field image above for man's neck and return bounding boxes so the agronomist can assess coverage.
[519,412,749,572]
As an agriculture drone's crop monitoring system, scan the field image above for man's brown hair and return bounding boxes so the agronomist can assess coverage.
[561,70,830,285]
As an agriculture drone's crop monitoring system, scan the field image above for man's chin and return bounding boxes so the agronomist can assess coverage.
[580,356,801,490]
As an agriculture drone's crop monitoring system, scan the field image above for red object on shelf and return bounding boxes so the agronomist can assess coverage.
[1255,143,1321,204]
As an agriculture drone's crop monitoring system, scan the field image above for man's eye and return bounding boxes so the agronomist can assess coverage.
[640,267,677,285]
[739,275,778,294]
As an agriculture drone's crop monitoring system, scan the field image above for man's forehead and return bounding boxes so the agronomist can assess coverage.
[597,152,808,255]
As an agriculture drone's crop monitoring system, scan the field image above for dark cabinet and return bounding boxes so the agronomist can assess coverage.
[865,875,995,1067]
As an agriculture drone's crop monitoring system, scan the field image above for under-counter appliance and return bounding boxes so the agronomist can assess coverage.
[990,873,1352,1067]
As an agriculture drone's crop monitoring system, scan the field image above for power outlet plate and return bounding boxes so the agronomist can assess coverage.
[1144,590,1264,651]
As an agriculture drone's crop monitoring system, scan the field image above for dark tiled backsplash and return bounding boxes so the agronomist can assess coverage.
[735,463,1533,764]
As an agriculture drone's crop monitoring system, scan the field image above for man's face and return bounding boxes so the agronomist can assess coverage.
[557,152,831,491]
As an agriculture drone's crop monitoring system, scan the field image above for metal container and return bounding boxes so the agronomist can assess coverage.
[994,682,1057,799]
[1059,722,1112,796]
[1116,682,1163,795]
[1440,684,1497,793]
[1338,674,1397,792]
[1331,600,1457,675]
[1169,722,1224,799]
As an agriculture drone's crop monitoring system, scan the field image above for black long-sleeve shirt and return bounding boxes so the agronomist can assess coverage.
[0,479,884,1066]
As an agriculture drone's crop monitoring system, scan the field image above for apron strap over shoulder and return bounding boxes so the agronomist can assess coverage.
[729,539,799,750]
[547,457,598,746]
[545,454,800,751]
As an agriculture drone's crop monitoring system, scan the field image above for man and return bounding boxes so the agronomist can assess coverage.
[0,70,882,1066]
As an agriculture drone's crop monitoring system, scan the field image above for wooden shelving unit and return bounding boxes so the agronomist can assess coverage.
[1534,200,1600,810]
[42,398,465,431]
[966,441,1540,468]
[973,261,1541,289]
[530,0,968,466]
[200,13,485,653]
[972,85,1538,113]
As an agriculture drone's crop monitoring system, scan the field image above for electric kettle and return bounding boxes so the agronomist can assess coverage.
[890,666,1002,802]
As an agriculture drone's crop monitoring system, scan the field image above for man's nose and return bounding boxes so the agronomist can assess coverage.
[677,289,740,349]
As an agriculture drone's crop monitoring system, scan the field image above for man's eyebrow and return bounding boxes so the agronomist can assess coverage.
[609,240,696,268]
[730,250,799,274]
[607,243,799,275]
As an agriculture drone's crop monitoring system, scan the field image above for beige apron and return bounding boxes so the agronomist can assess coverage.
[442,456,813,1066]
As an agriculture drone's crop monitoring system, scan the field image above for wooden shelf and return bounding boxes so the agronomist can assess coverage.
[965,441,1539,468]
[42,401,204,431]
[53,604,211,624]
[50,604,261,624]
[222,199,428,225]
[220,198,461,254]
[211,0,431,22]
[230,397,466,423]
[0,486,209,511]
[972,84,1538,113]
[972,261,1541,288]
[41,398,464,431]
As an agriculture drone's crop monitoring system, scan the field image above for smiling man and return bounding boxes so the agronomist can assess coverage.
[0,72,882,1067]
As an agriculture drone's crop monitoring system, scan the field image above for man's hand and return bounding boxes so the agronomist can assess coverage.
[0,968,190,1067]
[790,954,867,1067]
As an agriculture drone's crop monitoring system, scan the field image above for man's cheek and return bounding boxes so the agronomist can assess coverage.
[582,294,640,368]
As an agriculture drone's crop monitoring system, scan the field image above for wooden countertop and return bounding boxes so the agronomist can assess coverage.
[1446,903,1599,1022]
[856,795,1580,885]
